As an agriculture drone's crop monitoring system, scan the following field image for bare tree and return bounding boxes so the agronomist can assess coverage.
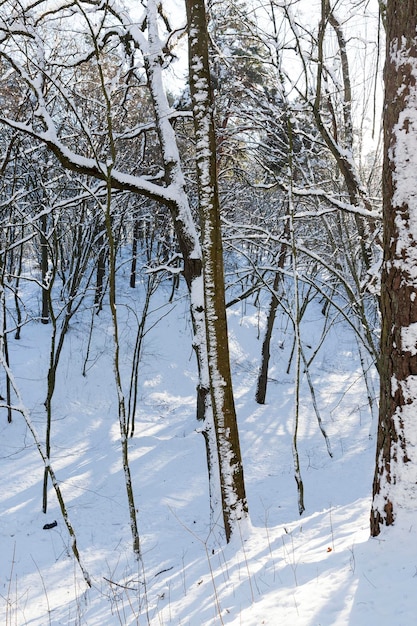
[185,0,248,540]
[0,0,248,541]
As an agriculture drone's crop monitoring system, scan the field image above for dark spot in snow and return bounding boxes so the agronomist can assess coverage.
[43,520,57,530]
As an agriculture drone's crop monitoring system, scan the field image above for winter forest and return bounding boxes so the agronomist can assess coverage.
[1,0,416,624]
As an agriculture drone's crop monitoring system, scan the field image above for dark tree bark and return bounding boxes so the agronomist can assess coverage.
[94,229,107,312]
[185,0,248,540]
[314,1,375,272]
[256,222,289,405]
[371,0,417,536]
[40,212,49,324]
[130,220,140,289]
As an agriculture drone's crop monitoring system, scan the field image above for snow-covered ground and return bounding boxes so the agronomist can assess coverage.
[0,274,414,625]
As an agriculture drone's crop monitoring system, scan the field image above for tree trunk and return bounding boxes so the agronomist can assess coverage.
[144,1,222,525]
[130,220,140,289]
[256,221,289,404]
[370,0,417,536]
[40,213,49,324]
[315,1,375,272]
[186,0,248,541]
[94,230,106,312]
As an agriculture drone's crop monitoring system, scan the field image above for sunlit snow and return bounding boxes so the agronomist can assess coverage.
[0,267,415,626]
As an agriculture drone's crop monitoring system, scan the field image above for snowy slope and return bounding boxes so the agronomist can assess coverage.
[0,274,415,626]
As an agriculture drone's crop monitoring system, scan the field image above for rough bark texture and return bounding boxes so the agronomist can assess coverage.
[370,0,417,536]
[186,0,248,541]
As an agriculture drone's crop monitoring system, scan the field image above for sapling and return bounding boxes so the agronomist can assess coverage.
[0,353,91,587]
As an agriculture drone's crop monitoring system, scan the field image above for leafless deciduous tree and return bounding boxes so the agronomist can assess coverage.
[0,0,248,542]
[186,0,248,540]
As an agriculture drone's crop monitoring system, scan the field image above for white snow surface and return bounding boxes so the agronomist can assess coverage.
[401,322,417,355]
[0,271,415,626]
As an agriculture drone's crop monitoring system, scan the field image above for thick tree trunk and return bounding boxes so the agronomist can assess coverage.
[144,2,223,524]
[370,0,417,536]
[186,0,248,541]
